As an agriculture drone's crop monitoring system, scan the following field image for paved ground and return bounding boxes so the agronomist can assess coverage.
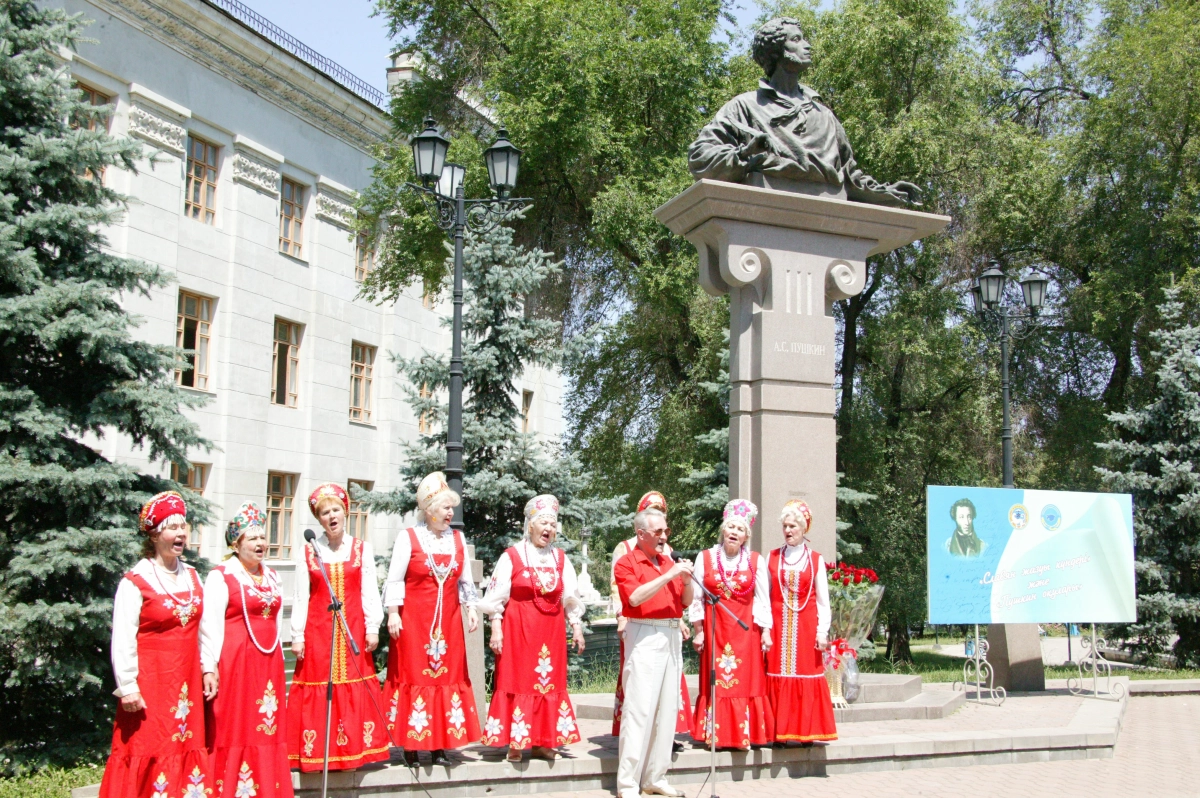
[534,695,1200,798]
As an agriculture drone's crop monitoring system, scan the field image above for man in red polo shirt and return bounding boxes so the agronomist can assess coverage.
[613,505,694,798]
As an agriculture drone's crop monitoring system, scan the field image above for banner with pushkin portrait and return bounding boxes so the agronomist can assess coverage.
[926,486,1136,624]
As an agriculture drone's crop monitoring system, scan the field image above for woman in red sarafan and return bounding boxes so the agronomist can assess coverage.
[99,491,211,798]
[688,498,774,750]
[286,483,389,772]
[479,494,584,762]
[766,499,837,744]
[200,502,293,797]
[381,471,480,766]
[610,491,693,738]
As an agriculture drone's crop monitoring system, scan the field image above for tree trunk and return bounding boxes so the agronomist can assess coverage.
[835,263,881,470]
[886,617,913,663]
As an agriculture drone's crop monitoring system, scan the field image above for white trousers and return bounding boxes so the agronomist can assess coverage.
[617,621,681,798]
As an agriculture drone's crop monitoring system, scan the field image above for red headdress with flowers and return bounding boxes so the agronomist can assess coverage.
[140,490,187,533]
[637,491,668,515]
[308,482,348,517]
[723,498,758,528]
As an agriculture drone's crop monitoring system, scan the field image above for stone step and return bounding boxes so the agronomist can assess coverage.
[834,686,964,722]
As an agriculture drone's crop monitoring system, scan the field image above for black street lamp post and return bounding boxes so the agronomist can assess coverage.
[971,265,1050,488]
[406,117,530,531]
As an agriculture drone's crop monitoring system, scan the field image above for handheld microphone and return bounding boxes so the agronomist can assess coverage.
[669,551,684,563]
[303,528,317,543]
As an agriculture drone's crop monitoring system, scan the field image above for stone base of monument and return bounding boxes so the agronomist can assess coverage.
[70,679,1126,798]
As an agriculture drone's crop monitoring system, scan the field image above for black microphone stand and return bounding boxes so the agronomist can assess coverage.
[305,531,362,798]
[679,561,749,798]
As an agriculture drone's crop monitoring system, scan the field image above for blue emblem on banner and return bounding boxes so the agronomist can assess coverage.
[1040,504,1062,531]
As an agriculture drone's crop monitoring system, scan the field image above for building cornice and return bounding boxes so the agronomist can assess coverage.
[85,0,392,156]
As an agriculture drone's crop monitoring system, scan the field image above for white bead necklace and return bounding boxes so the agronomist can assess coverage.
[239,566,281,655]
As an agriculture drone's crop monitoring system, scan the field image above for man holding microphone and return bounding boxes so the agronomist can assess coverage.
[613,505,695,798]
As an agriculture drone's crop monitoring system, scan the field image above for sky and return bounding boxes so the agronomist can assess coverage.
[236,0,768,95]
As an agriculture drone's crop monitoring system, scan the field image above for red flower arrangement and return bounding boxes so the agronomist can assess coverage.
[826,561,879,586]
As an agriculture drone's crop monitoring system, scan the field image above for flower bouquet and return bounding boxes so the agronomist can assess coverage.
[826,561,884,658]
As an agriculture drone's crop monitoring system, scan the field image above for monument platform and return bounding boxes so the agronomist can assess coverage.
[73,677,1129,798]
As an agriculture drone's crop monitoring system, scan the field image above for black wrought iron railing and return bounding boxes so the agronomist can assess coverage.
[203,0,388,108]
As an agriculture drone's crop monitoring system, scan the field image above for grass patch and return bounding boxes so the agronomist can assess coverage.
[860,650,1200,683]
[0,765,100,798]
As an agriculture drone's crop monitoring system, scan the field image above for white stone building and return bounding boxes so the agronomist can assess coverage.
[56,0,563,611]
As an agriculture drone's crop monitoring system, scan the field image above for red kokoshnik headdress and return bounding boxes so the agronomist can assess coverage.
[140,490,187,533]
[782,499,812,532]
[308,482,348,517]
[637,490,668,515]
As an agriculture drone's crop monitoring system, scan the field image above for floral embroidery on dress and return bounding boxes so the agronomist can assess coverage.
[446,692,467,739]
[555,700,579,745]
[255,680,278,735]
[700,707,715,743]
[481,714,503,746]
[302,729,317,757]
[336,720,349,747]
[151,773,170,798]
[363,721,375,747]
[716,643,741,690]
[509,707,530,749]
[234,762,257,798]
[181,765,210,798]
[422,628,448,679]
[386,688,400,731]
[533,644,554,694]
[171,682,194,741]
[407,696,431,741]
[740,705,751,748]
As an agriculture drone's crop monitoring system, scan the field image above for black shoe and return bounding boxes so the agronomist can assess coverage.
[431,749,451,766]
[672,741,683,753]
[403,750,419,766]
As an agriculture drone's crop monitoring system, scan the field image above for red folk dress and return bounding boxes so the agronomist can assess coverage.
[287,537,390,771]
[691,549,773,748]
[382,528,480,750]
[204,565,293,797]
[610,539,692,736]
[99,568,210,798]
[766,547,837,742]
[481,547,581,749]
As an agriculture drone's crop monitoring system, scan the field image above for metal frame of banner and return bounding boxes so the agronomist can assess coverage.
[953,624,1006,706]
[1067,623,1125,701]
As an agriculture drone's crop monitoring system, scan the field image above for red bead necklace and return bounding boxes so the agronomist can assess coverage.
[714,546,754,599]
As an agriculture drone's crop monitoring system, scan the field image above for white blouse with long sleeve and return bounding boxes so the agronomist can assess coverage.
[382,524,479,628]
[686,545,773,630]
[477,542,585,624]
[110,558,200,698]
[289,534,383,644]
[199,558,284,673]
[778,543,832,641]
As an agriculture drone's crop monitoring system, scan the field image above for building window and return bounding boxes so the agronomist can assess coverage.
[279,179,304,256]
[522,390,534,433]
[349,342,375,423]
[271,319,301,407]
[347,479,373,540]
[355,232,373,282]
[171,462,208,552]
[266,472,296,559]
[418,383,433,434]
[176,292,213,390]
[74,83,110,180]
[185,136,219,225]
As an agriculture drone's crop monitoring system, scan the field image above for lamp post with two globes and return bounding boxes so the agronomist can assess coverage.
[970,265,1050,489]
[406,117,530,531]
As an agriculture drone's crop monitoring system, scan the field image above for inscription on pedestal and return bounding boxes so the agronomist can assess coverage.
[774,341,827,356]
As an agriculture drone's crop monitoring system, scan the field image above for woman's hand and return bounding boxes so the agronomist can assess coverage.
[691,626,704,652]
[466,607,479,634]
[816,633,829,651]
[571,622,586,654]
[365,633,379,653]
[681,622,691,641]
[292,639,305,660]
[489,618,503,655]
[761,628,774,654]
[387,610,402,639]
[119,692,147,713]
[202,672,219,700]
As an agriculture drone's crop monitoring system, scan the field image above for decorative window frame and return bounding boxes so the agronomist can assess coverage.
[127,84,189,158]
[315,175,357,230]
[231,134,282,197]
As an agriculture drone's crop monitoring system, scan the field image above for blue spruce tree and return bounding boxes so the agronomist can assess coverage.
[0,2,209,768]
[1098,285,1200,666]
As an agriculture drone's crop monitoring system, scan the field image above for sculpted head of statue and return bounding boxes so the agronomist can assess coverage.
[751,17,811,78]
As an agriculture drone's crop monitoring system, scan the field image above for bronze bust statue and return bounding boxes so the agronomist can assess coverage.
[688,17,920,207]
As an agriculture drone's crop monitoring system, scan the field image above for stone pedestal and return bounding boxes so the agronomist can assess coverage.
[988,623,1046,692]
[655,180,949,558]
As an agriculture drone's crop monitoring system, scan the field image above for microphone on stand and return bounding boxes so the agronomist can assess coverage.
[304,527,318,544]
[671,550,749,630]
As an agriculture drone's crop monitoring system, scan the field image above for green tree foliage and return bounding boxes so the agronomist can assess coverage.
[360,211,625,562]
[1098,286,1200,666]
[0,1,209,768]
